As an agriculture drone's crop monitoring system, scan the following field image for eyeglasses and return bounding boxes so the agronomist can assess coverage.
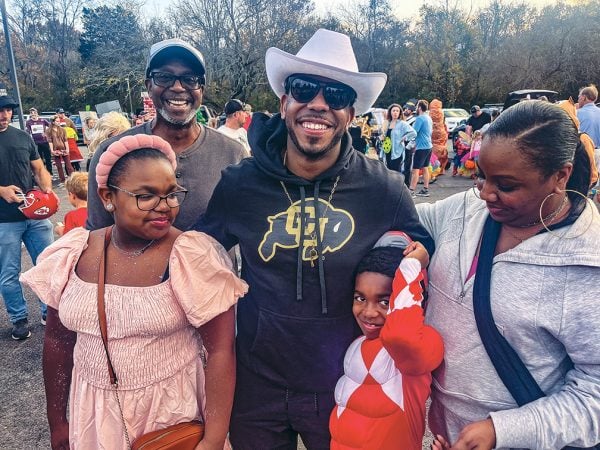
[285,75,357,110]
[109,185,188,211]
[149,72,205,90]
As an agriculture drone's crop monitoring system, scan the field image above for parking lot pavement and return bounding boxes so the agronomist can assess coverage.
[0,159,474,449]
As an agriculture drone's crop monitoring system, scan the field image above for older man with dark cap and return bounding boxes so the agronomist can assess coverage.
[0,92,54,340]
[86,38,247,230]
[195,28,433,448]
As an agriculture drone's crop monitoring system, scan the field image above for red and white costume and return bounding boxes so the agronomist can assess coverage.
[330,258,444,450]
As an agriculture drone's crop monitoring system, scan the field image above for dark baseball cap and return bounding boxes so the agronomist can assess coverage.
[0,88,19,109]
[146,38,206,78]
[56,107,65,113]
[470,105,481,114]
[224,99,244,115]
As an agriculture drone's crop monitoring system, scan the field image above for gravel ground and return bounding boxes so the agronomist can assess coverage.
[0,145,473,449]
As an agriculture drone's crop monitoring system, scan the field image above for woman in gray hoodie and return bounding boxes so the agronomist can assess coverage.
[420,101,600,449]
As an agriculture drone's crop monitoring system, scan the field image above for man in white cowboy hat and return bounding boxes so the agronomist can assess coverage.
[0,91,54,340]
[195,29,433,448]
[86,38,247,231]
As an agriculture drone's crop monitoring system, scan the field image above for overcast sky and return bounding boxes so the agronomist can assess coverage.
[143,0,555,20]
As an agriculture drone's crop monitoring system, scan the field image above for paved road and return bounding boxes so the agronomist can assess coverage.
[0,152,474,449]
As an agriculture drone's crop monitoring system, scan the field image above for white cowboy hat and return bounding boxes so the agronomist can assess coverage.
[265,29,387,116]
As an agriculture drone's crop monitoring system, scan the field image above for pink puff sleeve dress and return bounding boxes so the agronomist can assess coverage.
[20,227,248,449]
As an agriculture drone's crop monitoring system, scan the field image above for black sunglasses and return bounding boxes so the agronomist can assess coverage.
[285,75,357,110]
[150,72,205,90]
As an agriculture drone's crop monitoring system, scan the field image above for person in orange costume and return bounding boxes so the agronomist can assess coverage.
[330,231,444,450]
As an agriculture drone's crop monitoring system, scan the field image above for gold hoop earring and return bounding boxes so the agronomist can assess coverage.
[539,188,592,239]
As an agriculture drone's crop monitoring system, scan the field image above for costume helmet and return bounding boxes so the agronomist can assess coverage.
[18,189,59,220]
[372,230,429,298]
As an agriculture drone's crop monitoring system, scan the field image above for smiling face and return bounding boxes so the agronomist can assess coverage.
[476,137,571,227]
[101,157,180,242]
[353,271,392,340]
[146,60,204,127]
[280,75,354,161]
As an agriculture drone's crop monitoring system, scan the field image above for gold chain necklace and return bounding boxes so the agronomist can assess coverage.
[517,195,568,228]
[280,176,341,267]
[502,196,569,243]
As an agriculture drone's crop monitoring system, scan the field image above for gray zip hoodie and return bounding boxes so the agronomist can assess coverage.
[417,190,600,449]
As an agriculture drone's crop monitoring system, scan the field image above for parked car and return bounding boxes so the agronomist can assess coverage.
[502,89,558,111]
[9,114,28,130]
[10,112,54,130]
[69,114,84,143]
[442,108,469,133]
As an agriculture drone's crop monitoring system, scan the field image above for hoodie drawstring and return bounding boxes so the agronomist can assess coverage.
[296,186,306,302]
[285,179,334,315]
[313,182,328,314]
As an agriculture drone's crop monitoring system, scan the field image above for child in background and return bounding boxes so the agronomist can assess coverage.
[330,231,444,450]
[460,129,483,178]
[452,132,471,176]
[65,126,84,171]
[55,172,88,237]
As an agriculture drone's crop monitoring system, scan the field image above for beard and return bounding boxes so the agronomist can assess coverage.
[286,118,345,161]
[156,107,197,127]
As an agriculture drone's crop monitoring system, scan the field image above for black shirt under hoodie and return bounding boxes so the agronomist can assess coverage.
[195,113,434,394]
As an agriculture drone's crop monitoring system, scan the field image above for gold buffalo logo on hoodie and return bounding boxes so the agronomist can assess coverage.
[258,198,355,263]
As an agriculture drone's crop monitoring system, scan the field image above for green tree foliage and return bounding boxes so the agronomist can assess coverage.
[74,5,146,111]
[4,0,83,110]
[168,0,315,112]
[3,0,600,113]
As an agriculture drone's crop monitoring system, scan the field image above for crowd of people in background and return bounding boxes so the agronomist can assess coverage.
[1,27,600,450]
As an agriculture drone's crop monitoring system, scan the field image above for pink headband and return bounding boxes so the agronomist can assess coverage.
[96,135,178,188]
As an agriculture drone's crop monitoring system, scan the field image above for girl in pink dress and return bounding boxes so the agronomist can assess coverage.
[21,135,248,450]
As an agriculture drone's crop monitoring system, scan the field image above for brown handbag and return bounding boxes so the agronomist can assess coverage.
[97,227,205,450]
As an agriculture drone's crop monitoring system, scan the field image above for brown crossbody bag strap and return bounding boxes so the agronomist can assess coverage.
[97,226,132,448]
[98,226,118,385]
[96,227,204,450]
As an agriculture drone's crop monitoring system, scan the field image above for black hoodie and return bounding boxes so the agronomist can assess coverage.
[195,113,434,393]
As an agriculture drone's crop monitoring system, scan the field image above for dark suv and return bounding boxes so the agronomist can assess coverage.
[502,90,558,111]
[69,114,84,143]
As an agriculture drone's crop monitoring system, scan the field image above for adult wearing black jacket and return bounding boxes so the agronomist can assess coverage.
[195,29,434,449]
